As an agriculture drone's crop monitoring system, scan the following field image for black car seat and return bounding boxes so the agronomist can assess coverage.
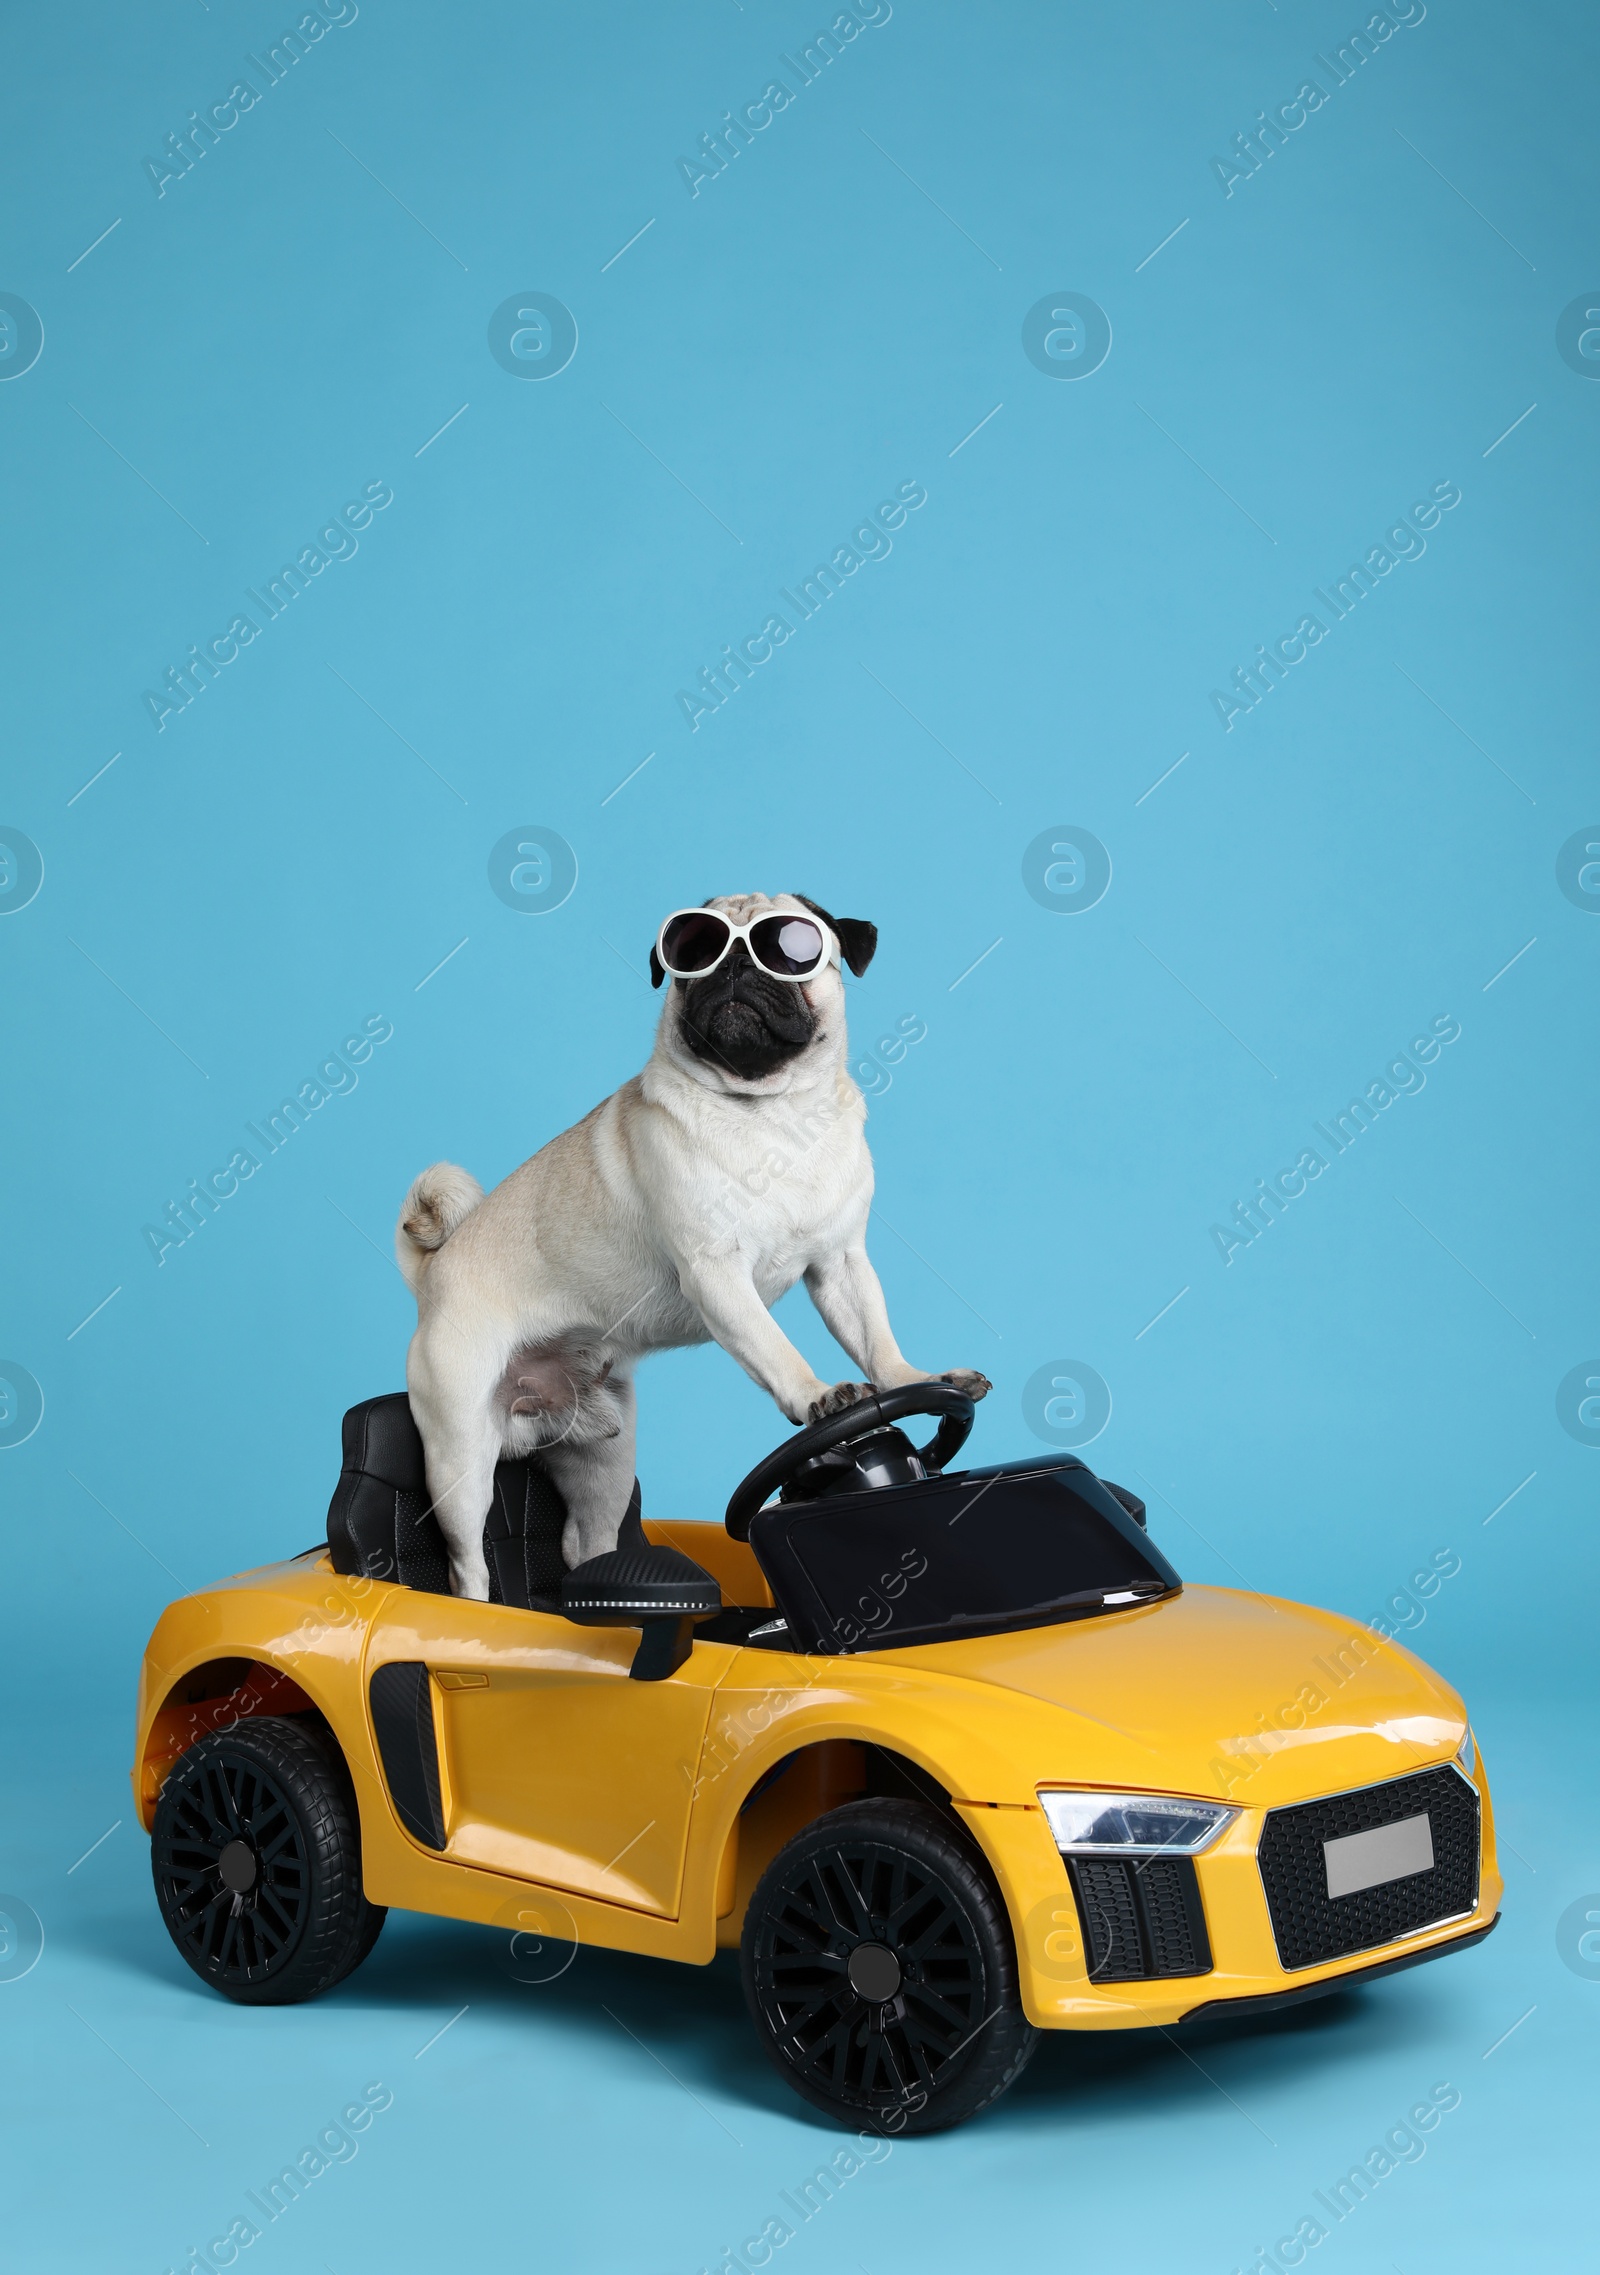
[325,1392,646,1609]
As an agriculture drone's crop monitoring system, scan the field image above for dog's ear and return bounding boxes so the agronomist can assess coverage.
[794,896,878,977]
[834,917,878,977]
[649,943,666,988]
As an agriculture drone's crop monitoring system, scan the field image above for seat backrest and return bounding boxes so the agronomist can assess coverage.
[326,1394,450,1594]
[485,1457,567,1609]
[325,1393,640,1609]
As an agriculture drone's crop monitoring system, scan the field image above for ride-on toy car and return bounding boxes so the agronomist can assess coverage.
[135,1386,1499,2132]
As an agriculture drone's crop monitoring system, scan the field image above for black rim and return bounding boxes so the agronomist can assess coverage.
[751,1840,989,2111]
[155,1750,310,1983]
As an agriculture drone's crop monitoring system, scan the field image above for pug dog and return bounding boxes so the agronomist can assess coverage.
[395,892,991,1600]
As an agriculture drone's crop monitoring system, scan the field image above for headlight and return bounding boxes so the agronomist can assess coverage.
[1456,1729,1476,1777]
[1039,1789,1239,1856]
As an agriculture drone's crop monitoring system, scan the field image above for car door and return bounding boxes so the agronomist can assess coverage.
[365,1593,728,1916]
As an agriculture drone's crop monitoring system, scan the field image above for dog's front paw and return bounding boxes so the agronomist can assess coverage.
[937,1369,992,1402]
[807,1380,876,1422]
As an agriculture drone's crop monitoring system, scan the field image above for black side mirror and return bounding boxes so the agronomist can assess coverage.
[561,1544,722,1680]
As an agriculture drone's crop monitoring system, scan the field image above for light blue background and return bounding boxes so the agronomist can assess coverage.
[1,0,1595,2267]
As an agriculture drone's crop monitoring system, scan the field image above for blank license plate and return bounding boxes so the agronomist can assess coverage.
[1322,1813,1434,1900]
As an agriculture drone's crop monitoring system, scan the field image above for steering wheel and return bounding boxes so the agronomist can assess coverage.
[724,1383,976,1540]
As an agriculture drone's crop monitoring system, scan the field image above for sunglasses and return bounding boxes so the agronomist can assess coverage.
[655,907,835,983]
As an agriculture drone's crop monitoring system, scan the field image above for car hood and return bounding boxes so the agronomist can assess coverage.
[869,1584,1466,1805]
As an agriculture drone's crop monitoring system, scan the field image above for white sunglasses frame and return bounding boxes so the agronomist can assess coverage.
[655,906,838,984]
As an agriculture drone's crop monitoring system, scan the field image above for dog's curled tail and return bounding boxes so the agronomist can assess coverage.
[396,1162,484,1293]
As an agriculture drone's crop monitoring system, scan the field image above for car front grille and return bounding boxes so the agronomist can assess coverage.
[1258,1764,1480,1972]
[1066,1856,1213,1980]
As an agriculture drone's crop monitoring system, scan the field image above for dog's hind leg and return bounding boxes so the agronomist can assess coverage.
[540,1370,639,1568]
[407,1331,502,1599]
[419,1422,500,1600]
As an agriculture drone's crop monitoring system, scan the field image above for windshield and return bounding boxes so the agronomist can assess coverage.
[749,1458,1182,1654]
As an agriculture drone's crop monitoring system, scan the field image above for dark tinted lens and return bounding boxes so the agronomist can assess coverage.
[661,912,730,973]
[751,915,825,975]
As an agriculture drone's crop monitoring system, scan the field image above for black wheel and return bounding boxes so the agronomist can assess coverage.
[741,1798,1038,2133]
[151,1716,385,2005]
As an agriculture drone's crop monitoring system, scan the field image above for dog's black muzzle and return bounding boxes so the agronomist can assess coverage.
[679,951,818,1080]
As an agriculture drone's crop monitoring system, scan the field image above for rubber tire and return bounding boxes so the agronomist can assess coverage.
[741,1797,1038,2133]
[151,1716,386,2006]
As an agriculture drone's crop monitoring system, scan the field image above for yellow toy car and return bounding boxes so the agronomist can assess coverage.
[134,1385,1499,2132]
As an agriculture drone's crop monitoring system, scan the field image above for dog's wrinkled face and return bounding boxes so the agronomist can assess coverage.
[653,892,877,1091]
